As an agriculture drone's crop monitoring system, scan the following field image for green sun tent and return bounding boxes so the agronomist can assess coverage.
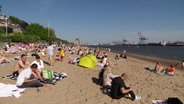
[78,54,98,68]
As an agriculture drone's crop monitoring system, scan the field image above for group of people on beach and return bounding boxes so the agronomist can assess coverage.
[0,41,182,102]
[154,62,175,75]
[98,64,141,101]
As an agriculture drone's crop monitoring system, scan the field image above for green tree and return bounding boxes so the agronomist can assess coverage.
[23,35,40,43]
[0,28,5,34]
[23,23,48,40]
[9,16,22,24]
[45,27,57,41]
[9,33,24,42]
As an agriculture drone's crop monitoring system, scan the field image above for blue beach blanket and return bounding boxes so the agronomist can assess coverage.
[144,67,165,75]
[0,62,10,66]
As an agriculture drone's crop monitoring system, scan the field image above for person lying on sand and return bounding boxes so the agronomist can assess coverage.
[0,57,12,64]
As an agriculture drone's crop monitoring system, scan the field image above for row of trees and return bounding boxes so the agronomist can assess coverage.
[0,5,70,44]
[0,18,70,44]
[0,22,69,43]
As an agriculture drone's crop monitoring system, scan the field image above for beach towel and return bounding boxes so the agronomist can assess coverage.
[0,62,10,66]
[144,67,165,75]
[152,97,183,104]
[40,72,67,85]
[42,69,54,80]
[0,83,25,98]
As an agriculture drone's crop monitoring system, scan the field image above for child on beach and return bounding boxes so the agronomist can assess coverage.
[166,65,175,76]
[58,48,65,62]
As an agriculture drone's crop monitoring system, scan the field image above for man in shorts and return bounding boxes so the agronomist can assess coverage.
[13,54,30,77]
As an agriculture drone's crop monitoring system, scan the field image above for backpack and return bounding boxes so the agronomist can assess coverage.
[167,97,183,104]
[42,69,54,80]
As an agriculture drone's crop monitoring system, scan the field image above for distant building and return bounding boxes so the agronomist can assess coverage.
[74,38,80,46]
[0,14,22,33]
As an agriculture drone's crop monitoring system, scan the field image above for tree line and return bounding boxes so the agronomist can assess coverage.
[0,15,70,44]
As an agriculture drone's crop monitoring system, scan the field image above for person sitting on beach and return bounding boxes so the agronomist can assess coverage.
[166,65,175,76]
[31,55,44,78]
[98,65,107,86]
[154,62,164,72]
[111,73,141,101]
[102,54,109,65]
[120,53,127,59]
[13,54,30,77]
[77,49,83,57]
[16,64,46,88]
[115,54,120,60]
[96,51,104,59]
[0,57,12,64]
[103,65,118,89]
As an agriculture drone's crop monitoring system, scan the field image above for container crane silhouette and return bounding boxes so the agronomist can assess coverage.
[137,32,148,44]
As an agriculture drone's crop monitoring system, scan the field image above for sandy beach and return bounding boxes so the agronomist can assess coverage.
[0,50,184,104]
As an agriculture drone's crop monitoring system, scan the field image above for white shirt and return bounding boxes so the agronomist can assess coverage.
[47,45,54,55]
[102,57,107,65]
[31,60,44,71]
[16,68,32,86]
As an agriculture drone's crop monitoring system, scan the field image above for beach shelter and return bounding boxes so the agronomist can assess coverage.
[78,54,98,68]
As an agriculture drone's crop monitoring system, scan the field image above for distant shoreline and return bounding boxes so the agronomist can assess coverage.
[111,51,182,69]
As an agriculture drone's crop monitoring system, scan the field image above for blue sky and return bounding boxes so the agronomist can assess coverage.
[1,0,184,44]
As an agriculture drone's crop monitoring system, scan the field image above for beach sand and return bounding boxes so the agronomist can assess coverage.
[0,50,183,104]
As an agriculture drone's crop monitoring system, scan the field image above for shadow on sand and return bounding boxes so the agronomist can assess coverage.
[92,77,111,97]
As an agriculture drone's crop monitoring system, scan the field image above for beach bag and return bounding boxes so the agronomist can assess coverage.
[42,69,54,80]
[167,97,183,104]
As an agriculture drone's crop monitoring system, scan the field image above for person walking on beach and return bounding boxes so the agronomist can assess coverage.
[47,43,54,66]
[111,73,141,101]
